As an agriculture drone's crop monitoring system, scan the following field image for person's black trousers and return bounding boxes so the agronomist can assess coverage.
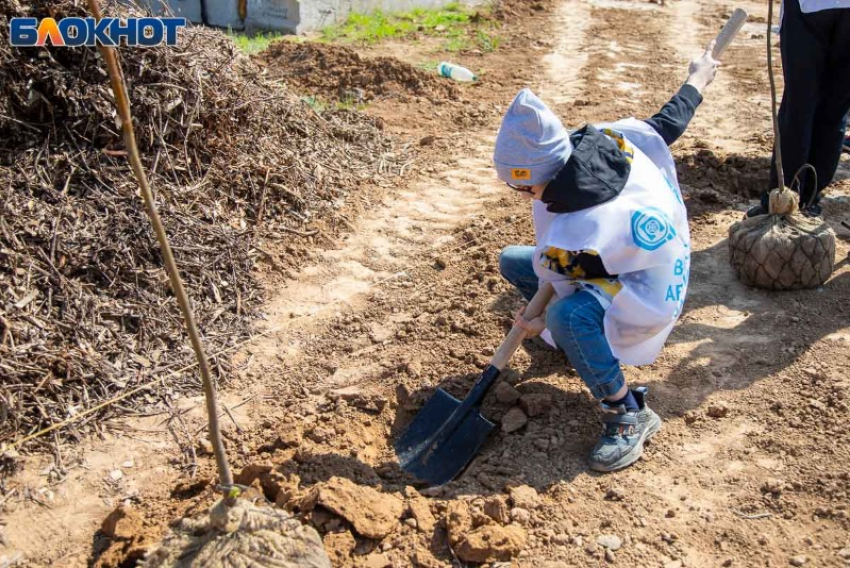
[767,1,850,207]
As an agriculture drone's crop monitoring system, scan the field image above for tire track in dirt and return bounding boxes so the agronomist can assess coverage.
[540,0,591,104]
[671,0,772,153]
[236,133,507,401]
[546,0,681,124]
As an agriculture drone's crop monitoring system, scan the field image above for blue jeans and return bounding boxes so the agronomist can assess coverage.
[499,245,626,400]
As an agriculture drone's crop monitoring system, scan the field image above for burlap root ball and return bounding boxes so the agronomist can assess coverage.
[143,499,331,568]
[728,212,835,290]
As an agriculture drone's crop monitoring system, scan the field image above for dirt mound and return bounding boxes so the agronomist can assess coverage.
[447,500,527,563]
[259,41,461,103]
[0,0,402,447]
[677,146,771,198]
[493,0,553,20]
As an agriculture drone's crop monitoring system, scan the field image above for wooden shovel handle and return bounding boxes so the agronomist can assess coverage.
[490,282,555,370]
[712,8,748,59]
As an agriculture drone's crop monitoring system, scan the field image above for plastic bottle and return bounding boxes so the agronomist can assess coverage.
[438,62,478,82]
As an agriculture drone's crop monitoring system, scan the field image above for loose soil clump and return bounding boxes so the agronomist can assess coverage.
[94,506,160,568]
[297,477,404,540]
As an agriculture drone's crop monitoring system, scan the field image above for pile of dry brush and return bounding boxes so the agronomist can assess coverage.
[0,0,402,449]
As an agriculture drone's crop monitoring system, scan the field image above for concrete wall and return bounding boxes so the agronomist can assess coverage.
[245,0,301,33]
[140,0,479,34]
[141,0,243,29]
[205,0,245,29]
[143,0,203,22]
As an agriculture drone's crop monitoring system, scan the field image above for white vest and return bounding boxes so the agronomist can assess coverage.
[533,119,690,366]
[780,0,850,26]
[797,0,850,12]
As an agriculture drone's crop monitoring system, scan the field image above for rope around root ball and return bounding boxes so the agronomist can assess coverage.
[143,499,331,568]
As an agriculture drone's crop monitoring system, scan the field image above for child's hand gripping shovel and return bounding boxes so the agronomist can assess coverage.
[394,283,555,486]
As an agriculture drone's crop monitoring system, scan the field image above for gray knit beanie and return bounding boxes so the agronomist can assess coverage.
[493,89,571,185]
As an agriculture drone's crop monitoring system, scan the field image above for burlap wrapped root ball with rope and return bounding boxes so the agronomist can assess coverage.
[727,0,836,292]
[143,498,331,567]
[728,187,835,290]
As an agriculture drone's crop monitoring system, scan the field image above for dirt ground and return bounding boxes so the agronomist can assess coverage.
[3,0,850,566]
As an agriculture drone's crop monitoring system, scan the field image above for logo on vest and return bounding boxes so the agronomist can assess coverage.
[631,208,676,251]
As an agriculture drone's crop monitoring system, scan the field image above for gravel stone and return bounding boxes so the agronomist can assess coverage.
[597,534,622,551]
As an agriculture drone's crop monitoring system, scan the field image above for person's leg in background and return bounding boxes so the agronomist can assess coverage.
[752,0,830,216]
[807,8,850,206]
[545,290,661,472]
[769,0,831,203]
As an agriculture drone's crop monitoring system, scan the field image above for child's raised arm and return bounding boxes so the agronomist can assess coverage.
[643,43,719,146]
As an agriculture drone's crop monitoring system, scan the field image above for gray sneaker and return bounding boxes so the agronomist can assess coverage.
[588,387,661,472]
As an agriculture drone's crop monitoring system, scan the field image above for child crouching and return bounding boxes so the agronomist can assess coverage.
[493,45,719,471]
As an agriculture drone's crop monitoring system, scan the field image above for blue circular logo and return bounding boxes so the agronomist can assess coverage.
[631,208,676,251]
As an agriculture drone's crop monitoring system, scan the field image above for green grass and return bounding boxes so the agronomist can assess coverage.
[415,60,441,72]
[319,3,501,52]
[474,30,500,52]
[444,35,468,52]
[228,5,501,56]
[335,99,368,112]
[229,31,287,54]
[300,95,327,113]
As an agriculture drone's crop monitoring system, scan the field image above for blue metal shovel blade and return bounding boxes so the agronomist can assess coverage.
[394,387,496,486]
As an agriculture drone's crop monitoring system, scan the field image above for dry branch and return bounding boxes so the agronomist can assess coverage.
[0,0,403,449]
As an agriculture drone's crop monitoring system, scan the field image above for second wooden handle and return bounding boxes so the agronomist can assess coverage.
[712,8,748,59]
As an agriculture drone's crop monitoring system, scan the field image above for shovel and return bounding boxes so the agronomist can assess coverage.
[395,283,555,486]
